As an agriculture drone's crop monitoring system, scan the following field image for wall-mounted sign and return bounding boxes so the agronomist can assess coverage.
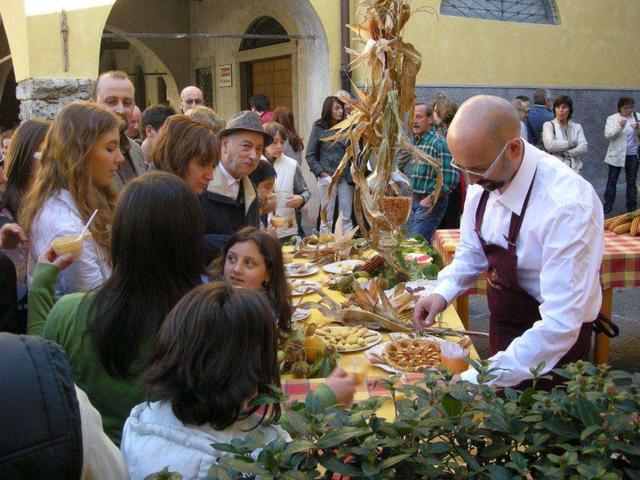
[218,64,232,88]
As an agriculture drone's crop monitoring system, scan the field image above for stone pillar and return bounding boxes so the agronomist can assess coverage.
[16,78,94,120]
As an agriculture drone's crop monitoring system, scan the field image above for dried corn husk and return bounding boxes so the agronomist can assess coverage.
[320,0,439,268]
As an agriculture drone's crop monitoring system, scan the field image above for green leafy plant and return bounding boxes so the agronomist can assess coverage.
[199,361,640,479]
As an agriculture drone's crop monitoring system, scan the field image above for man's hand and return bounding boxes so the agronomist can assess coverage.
[419,194,434,209]
[413,293,448,330]
[326,367,357,405]
[285,195,304,209]
[0,223,27,249]
[37,245,75,271]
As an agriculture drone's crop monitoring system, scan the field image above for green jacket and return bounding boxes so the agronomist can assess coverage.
[28,263,146,446]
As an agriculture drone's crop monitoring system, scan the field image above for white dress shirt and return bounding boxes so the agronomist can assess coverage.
[27,189,111,295]
[435,142,604,387]
[215,162,240,199]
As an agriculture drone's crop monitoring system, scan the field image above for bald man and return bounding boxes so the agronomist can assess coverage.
[126,105,142,139]
[179,86,204,113]
[414,95,604,389]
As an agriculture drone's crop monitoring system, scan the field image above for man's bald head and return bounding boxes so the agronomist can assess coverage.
[448,95,524,192]
[179,86,204,112]
[449,95,520,154]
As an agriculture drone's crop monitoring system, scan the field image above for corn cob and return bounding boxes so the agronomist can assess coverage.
[608,214,632,231]
[613,222,632,234]
[355,254,386,274]
[604,214,627,230]
[631,216,640,236]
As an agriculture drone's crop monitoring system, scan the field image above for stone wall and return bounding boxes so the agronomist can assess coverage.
[415,85,640,196]
[16,78,94,120]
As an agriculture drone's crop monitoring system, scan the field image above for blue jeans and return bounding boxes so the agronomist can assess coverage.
[408,193,449,242]
[604,154,639,212]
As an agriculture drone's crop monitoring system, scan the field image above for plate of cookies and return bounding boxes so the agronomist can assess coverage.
[366,336,442,373]
[313,325,382,352]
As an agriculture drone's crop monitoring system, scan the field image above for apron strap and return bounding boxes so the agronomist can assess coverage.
[474,190,490,238]
[505,170,537,252]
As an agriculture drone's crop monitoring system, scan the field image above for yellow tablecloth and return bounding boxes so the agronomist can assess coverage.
[281,254,478,418]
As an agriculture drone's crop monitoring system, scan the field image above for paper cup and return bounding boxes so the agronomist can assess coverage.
[51,234,83,260]
[338,356,368,385]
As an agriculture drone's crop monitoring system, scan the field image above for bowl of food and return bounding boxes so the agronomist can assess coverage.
[270,216,287,228]
[51,234,84,259]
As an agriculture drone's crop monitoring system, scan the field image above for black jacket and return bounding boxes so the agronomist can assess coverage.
[200,176,259,264]
[0,333,83,480]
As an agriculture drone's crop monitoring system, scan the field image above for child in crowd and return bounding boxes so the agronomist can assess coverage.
[248,159,277,229]
[263,122,310,241]
[213,226,291,333]
[121,281,355,480]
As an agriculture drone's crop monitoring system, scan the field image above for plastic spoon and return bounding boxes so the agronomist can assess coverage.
[77,209,98,241]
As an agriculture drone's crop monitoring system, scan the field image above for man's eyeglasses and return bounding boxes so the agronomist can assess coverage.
[183,99,203,106]
[450,138,520,179]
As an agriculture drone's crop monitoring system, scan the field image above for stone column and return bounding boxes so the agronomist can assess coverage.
[16,78,94,120]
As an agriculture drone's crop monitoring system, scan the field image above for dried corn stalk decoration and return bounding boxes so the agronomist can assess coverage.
[324,0,442,265]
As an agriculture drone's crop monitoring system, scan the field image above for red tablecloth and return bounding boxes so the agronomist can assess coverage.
[433,229,640,295]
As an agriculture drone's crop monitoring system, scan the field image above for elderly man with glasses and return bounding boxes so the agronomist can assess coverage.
[414,95,604,390]
[179,86,205,113]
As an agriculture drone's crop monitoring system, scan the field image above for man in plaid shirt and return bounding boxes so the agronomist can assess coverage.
[406,103,459,241]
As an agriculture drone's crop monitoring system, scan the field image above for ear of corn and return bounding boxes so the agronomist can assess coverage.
[631,216,640,236]
[613,222,632,234]
[608,214,632,231]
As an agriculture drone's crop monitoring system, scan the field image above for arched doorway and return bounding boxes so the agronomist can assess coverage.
[100,25,180,107]
[239,16,292,112]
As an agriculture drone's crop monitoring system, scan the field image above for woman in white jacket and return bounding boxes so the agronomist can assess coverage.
[20,102,123,295]
[121,282,355,480]
[542,95,588,174]
[603,96,640,214]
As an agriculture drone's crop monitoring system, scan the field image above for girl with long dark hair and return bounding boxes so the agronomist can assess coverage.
[272,107,304,164]
[212,226,292,332]
[305,96,353,233]
[120,281,355,479]
[27,172,204,444]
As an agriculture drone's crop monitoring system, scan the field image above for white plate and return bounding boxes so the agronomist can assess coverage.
[384,279,439,298]
[289,280,321,296]
[292,308,311,322]
[285,263,319,277]
[322,260,365,275]
[314,326,382,353]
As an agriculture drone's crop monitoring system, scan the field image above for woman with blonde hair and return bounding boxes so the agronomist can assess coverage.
[20,101,123,295]
[149,114,220,194]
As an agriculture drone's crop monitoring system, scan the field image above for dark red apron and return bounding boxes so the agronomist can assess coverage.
[475,173,592,390]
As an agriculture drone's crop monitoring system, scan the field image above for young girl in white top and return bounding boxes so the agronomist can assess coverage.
[20,102,123,295]
[263,122,310,240]
[121,281,355,480]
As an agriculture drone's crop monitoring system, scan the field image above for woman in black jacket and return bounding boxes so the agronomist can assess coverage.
[305,96,353,234]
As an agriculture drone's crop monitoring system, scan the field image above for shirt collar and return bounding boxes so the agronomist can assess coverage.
[495,140,538,216]
[218,162,239,186]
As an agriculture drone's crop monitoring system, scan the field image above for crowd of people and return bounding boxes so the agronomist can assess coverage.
[0,68,639,479]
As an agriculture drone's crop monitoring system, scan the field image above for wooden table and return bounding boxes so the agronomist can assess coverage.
[433,229,640,365]
[281,255,478,418]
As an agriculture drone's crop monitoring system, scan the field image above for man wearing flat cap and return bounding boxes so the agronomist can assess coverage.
[201,111,273,263]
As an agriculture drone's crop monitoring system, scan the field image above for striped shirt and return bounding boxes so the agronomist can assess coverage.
[408,127,458,195]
